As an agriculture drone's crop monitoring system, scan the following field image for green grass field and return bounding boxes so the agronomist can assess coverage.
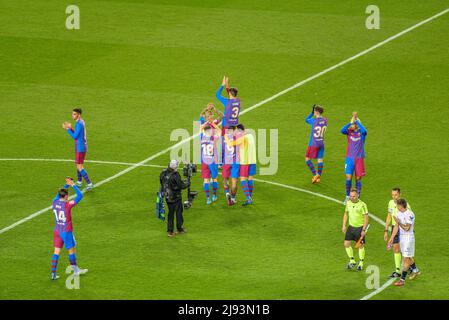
[1,0,449,300]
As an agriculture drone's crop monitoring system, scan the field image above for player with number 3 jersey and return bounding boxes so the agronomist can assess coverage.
[305,105,327,184]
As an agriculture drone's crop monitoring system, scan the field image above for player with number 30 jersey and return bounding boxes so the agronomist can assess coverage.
[305,105,327,184]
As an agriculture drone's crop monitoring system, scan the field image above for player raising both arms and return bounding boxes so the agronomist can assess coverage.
[63,108,93,190]
[51,177,88,280]
[216,76,240,135]
[384,187,412,278]
[341,112,367,204]
[200,124,220,204]
[388,199,421,286]
[342,189,369,271]
[305,105,327,184]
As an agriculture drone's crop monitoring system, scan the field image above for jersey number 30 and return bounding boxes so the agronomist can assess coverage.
[313,126,327,138]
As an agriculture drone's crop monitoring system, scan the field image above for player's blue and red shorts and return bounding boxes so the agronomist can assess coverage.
[305,145,324,159]
[345,157,366,177]
[75,151,86,164]
[53,230,76,250]
[222,164,240,179]
[201,163,219,179]
[239,164,256,177]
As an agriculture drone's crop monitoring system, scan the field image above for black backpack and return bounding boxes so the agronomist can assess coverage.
[160,169,173,201]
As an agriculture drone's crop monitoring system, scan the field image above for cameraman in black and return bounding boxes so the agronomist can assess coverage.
[160,160,190,237]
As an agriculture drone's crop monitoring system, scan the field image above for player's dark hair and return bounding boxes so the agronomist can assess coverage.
[229,87,238,97]
[204,124,212,131]
[314,105,324,114]
[396,198,407,208]
[58,188,69,198]
[228,125,236,130]
[236,124,245,131]
[73,108,82,115]
[392,187,401,193]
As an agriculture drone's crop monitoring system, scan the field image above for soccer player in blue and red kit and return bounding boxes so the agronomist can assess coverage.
[222,125,240,205]
[341,112,367,203]
[305,105,327,184]
[200,124,220,204]
[63,108,93,190]
[216,76,240,164]
[51,177,88,280]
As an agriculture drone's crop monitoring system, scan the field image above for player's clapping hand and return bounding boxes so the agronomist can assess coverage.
[65,177,75,186]
[222,76,227,86]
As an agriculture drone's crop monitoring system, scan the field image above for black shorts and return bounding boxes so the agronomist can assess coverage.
[345,226,365,244]
[392,228,400,244]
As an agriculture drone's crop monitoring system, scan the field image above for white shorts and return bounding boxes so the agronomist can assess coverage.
[400,236,415,258]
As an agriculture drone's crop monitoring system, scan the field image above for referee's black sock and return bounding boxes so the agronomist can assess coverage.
[401,271,407,281]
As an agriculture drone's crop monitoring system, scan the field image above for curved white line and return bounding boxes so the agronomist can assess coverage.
[0,157,392,299]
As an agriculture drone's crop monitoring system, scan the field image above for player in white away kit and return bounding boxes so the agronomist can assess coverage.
[388,198,421,286]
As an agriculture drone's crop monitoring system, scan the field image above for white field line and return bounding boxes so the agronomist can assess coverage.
[2,158,392,298]
[0,158,165,168]
[240,8,449,116]
[254,178,393,300]
[2,8,447,236]
[2,8,447,296]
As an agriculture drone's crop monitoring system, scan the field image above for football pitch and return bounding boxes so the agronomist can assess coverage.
[1,0,449,300]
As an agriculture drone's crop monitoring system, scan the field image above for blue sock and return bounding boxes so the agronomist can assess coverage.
[345,180,352,196]
[248,180,254,196]
[51,254,59,274]
[80,169,91,184]
[212,181,218,196]
[69,254,78,273]
[241,180,251,200]
[76,170,82,183]
[317,162,324,176]
[203,183,210,199]
[356,180,362,196]
[306,160,316,176]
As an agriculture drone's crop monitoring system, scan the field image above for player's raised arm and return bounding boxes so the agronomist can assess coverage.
[306,105,315,124]
[215,108,224,122]
[340,122,352,134]
[356,120,367,136]
[66,177,83,205]
[53,183,70,202]
[215,76,229,106]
